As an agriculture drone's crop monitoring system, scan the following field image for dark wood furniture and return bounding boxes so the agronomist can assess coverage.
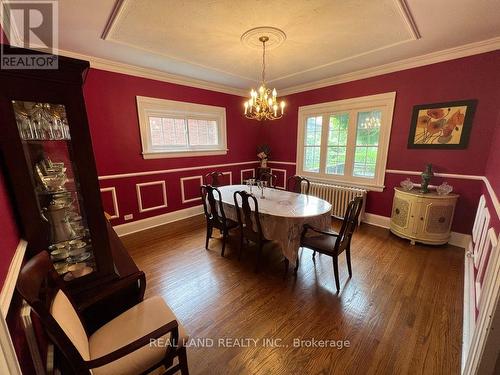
[0,46,145,372]
[233,190,271,272]
[258,172,278,188]
[256,167,271,180]
[287,175,311,195]
[0,45,136,294]
[16,251,189,375]
[201,185,238,256]
[204,171,224,186]
[300,197,363,292]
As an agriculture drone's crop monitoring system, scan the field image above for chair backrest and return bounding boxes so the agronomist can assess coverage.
[201,184,226,226]
[16,251,91,371]
[287,175,310,195]
[205,171,224,186]
[335,197,364,254]
[233,190,264,242]
[259,172,277,188]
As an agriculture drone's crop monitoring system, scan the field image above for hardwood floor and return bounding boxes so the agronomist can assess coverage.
[121,215,464,375]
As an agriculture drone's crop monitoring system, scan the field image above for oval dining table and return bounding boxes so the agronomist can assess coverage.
[216,184,332,268]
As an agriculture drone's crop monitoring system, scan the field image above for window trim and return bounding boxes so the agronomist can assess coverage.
[296,92,396,192]
[136,96,227,159]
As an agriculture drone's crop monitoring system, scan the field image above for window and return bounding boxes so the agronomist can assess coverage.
[136,96,227,159]
[296,92,395,191]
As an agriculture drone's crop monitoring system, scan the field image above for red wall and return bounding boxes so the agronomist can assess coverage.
[262,50,500,234]
[83,69,259,225]
[0,169,20,286]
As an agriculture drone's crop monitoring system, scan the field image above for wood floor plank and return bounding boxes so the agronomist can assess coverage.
[121,215,463,375]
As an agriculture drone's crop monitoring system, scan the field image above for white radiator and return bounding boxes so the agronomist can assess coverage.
[304,182,367,224]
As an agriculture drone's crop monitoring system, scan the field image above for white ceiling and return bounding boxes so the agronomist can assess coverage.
[4,0,500,94]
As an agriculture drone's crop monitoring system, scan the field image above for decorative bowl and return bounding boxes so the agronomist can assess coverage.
[400,178,414,191]
[436,182,453,195]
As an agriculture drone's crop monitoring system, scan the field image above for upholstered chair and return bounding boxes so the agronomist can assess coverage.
[16,251,190,375]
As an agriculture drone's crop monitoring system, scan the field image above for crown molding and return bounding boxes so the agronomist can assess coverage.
[279,36,500,96]
[55,48,248,97]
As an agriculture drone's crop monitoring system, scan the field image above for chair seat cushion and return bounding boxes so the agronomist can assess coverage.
[301,233,338,253]
[89,296,188,375]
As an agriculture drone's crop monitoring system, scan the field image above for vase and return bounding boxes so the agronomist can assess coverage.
[420,164,434,194]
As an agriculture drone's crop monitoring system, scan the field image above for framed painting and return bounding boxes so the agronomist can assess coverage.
[407,99,477,149]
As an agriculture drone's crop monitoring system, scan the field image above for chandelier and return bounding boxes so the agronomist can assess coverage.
[244,36,285,121]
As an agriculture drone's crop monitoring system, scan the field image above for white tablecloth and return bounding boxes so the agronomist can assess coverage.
[217,185,332,266]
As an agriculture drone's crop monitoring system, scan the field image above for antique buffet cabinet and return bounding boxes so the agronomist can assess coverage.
[0,46,144,372]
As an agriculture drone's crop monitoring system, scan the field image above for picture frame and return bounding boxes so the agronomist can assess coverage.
[407,99,477,149]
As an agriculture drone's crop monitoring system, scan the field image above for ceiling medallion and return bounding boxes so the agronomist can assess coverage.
[242,27,286,121]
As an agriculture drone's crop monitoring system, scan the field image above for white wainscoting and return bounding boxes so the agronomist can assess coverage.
[99,187,120,219]
[240,168,255,183]
[270,168,287,189]
[136,180,168,212]
[180,176,203,203]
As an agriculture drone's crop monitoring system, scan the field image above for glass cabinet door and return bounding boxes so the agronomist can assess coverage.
[12,100,96,281]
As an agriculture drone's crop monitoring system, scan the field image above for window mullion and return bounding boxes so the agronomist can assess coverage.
[318,114,329,176]
[344,110,357,178]
[184,116,190,149]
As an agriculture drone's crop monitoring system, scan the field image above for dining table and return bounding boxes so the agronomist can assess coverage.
[217,184,332,266]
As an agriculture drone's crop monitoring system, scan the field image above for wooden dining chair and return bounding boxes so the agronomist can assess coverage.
[300,197,363,293]
[287,175,311,195]
[259,172,278,188]
[16,251,189,375]
[205,171,224,186]
[201,184,239,256]
[233,190,272,272]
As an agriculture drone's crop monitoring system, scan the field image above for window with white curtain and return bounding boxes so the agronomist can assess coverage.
[136,96,227,159]
[296,92,396,191]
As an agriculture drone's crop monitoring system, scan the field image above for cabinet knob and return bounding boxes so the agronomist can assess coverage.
[438,217,446,223]
[420,217,424,221]
[395,208,400,215]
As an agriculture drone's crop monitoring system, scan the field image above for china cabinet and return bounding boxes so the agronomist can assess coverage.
[0,46,140,295]
[390,187,459,245]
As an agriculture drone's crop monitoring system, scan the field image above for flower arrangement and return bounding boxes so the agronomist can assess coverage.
[257,144,271,168]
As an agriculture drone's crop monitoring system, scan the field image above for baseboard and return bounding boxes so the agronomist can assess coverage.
[113,205,204,237]
[362,213,391,228]
[362,212,470,249]
[449,232,472,249]
[0,239,27,317]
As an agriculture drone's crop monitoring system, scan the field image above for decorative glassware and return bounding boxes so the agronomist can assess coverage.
[247,178,254,194]
[400,178,414,191]
[436,182,453,195]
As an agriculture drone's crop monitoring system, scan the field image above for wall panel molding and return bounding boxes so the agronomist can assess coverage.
[99,187,120,219]
[180,176,203,203]
[136,180,168,212]
[240,168,255,183]
[270,168,287,189]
